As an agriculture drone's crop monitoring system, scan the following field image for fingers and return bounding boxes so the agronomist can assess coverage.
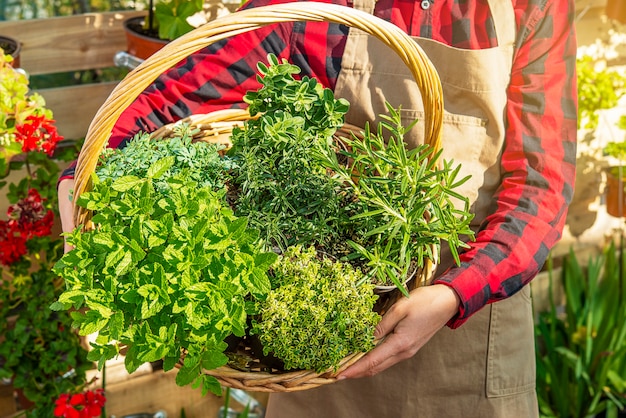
[338,330,416,379]
[373,302,403,340]
[337,284,461,380]
[339,301,416,379]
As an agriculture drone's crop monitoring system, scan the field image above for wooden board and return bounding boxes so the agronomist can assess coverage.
[104,370,225,418]
[0,382,17,417]
[0,10,145,75]
[37,82,119,140]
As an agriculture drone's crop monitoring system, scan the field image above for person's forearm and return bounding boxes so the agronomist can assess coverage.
[58,178,75,252]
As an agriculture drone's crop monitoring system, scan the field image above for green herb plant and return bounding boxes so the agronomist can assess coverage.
[97,124,235,191]
[229,54,354,253]
[317,105,474,294]
[251,246,379,373]
[51,134,277,397]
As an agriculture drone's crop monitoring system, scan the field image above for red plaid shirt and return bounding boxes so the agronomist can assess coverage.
[62,0,577,328]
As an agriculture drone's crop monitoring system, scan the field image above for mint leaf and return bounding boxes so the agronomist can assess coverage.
[111,175,144,192]
[147,156,175,179]
[176,354,200,387]
[137,284,169,319]
[200,375,222,397]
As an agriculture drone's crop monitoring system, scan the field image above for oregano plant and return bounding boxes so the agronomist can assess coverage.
[97,123,234,192]
[228,54,356,253]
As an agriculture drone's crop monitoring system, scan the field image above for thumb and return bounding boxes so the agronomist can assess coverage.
[373,304,404,340]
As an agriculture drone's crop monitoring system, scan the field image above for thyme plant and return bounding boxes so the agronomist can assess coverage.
[251,246,379,373]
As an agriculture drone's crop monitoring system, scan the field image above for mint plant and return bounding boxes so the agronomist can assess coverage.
[52,136,277,397]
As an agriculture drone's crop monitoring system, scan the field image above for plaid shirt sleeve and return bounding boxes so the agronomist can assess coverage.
[433,0,578,328]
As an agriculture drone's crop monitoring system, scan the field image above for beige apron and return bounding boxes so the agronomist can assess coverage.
[266,0,538,416]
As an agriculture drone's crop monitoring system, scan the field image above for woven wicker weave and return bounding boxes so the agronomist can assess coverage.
[72,2,444,392]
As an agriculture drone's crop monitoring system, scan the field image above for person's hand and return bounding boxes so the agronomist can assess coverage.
[57,178,75,253]
[336,283,460,380]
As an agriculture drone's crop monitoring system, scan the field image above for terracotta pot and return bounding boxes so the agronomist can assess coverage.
[124,16,168,60]
[606,169,626,218]
[606,0,626,24]
[0,35,21,68]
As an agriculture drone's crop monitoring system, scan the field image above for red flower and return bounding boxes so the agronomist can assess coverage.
[0,189,54,266]
[0,220,28,265]
[82,389,106,417]
[14,114,63,156]
[7,188,54,239]
[54,389,106,418]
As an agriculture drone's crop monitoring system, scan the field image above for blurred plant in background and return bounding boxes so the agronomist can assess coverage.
[0,48,91,417]
[535,244,626,418]
[0,51,62,171]
[0,0,144,20]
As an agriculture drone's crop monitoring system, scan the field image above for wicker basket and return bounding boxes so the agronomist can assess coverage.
[72,2,444,393]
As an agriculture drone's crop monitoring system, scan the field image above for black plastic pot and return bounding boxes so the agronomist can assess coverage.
[0,35,21,67]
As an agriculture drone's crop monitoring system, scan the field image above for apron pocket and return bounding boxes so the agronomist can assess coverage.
[486,286,536,397]
[399,109,496,224]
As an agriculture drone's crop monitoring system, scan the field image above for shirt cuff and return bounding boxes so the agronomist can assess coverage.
[57,162,76,188]
[432,262,485,329]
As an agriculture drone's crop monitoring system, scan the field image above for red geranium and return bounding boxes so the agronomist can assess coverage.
[0,188,54,266]
[54,389,106,418]
[0,220,28,265]
[7,188,54,239]
[14,114,63,156]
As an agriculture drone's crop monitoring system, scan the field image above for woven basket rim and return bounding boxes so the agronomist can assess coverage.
[73,2,443,225]
[72,1,444,393]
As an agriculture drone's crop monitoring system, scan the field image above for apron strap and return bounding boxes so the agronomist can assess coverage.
[352,0,375,15]
[485,0,516,48]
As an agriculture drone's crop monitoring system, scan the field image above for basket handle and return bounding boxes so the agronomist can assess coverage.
[74,2,443,225]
